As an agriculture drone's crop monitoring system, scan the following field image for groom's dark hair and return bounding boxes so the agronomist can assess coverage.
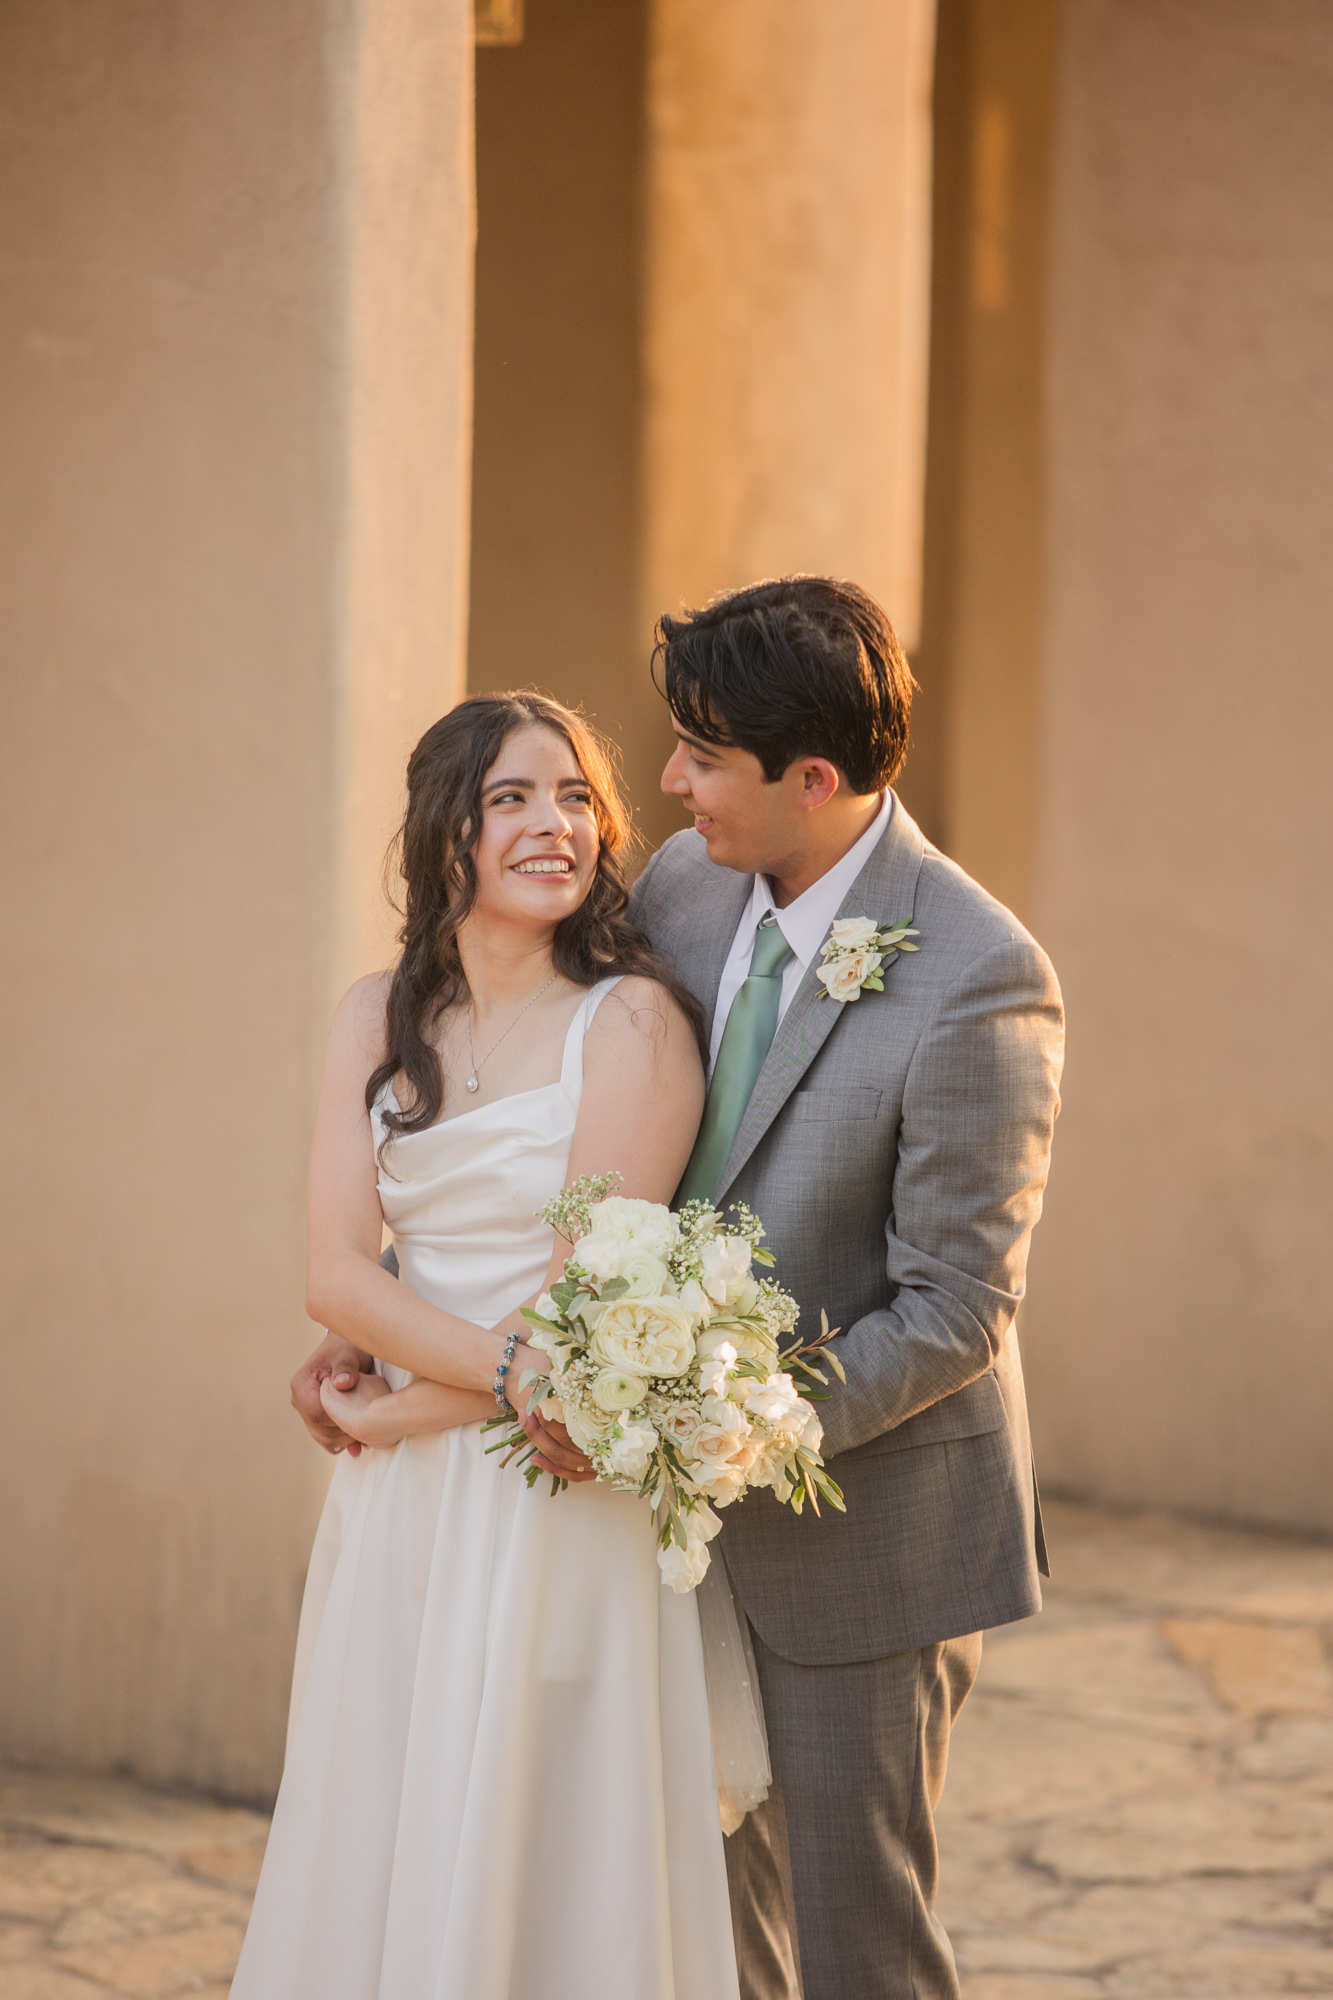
[654,575,914,791]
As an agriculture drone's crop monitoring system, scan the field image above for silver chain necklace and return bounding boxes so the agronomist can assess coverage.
[464,975,558,1093]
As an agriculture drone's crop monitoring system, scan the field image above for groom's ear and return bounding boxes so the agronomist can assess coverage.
[793,758,841,810]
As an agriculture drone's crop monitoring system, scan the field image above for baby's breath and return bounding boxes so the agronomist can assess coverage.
[540,1171,624,1243]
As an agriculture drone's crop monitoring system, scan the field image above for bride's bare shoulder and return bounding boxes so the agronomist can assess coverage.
[588,975,702,1077]
[327,969,394,1071]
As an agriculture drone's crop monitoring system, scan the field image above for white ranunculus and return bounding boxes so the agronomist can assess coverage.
[591,1368,649,1414]
[697,1340,738,1399]
[617,1250,673,1299]
[816,947,881,1003]
[699,1235,753,1308]
[828,915,880,947]
[590,1296,697,1380]
[746,1372,801,1424]
[606,1418,658,1479]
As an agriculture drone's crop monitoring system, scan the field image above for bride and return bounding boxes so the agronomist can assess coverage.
[230,693,740,2000]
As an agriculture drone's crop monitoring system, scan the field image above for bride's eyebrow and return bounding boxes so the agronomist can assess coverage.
[483,774,533,791]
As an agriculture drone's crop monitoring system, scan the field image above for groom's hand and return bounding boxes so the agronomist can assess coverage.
[512,1392,597,1483]
[292,1332,375,1455]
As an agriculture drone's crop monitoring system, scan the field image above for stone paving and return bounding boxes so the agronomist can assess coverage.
[937,1499,1333,1997]
[2,1498,1332,1996]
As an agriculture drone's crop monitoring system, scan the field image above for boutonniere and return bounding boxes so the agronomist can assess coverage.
[816,916,919,1003]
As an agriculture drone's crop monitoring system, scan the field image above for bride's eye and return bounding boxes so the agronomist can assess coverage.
[488,788,526,806]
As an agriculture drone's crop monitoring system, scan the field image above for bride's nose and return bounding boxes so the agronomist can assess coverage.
[531,789,574,837]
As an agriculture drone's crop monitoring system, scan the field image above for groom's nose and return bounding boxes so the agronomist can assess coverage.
[661,743,689,794]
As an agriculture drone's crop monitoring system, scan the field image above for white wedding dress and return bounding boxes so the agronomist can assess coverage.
[231,980,739,2000]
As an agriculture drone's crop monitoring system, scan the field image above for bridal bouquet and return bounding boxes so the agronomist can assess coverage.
[485,1174,845,1591]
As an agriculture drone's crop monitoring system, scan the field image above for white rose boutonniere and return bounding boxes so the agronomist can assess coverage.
[815,915,919,1003]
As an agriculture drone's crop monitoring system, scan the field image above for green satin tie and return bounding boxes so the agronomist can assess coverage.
[678,914,795,1206]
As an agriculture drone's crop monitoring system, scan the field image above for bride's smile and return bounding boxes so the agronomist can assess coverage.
[472,721,600,929]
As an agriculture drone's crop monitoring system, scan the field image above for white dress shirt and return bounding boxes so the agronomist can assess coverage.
[707,792,894,1072]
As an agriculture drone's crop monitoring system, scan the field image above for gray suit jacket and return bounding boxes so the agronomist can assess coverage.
[630,799,1064,1665]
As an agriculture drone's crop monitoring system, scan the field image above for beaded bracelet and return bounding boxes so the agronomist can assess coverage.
[493,1330,521,1416]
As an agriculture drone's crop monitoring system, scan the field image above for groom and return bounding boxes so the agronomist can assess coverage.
[294,576,1063,1998]
[599,576,1059,1998]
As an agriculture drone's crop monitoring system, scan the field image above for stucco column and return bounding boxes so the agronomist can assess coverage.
[642,0,936,649]
[1021,0,1333,1535]
[0,0,473,1796]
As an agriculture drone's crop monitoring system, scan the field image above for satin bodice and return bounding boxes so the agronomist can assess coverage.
[371,979,621,1338]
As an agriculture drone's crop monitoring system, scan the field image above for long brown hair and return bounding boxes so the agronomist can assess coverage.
[365,692,702,1140]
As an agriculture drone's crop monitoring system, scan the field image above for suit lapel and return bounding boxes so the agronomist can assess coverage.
[679,867,754,1045]
[716,797,927,1200]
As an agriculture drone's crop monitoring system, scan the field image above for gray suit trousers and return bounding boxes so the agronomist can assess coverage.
[726,1626,983,2000]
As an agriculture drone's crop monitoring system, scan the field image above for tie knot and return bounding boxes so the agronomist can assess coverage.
[749,917,794,980]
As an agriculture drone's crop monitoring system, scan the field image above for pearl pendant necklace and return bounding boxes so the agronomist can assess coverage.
[465,974,558,1095]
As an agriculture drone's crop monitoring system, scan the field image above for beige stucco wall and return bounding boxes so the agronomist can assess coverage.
[643,0,936,653]
[1019,2,1333,1534]
[0,0,472,1797]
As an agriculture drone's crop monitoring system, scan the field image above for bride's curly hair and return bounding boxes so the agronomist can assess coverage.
[365,692,703,1140]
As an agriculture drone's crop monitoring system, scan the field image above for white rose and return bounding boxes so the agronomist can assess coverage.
[535,1292,561,1322]
[746,1372,801,1425]
[656,1404,704,1452]
[591,1368,649,1414]
[692,1462,747,1506]
[746,1437,794,1489]
[700,1235,754,1307]
[606,1418,658,1480]
[816,947,881,1003]
[590,1296,697,1380]
[828,915,880,946]
[698,1323,777,1371]
[797,1401,824,1456]
[700,1392,747,1434]
[691,1400,749,1468]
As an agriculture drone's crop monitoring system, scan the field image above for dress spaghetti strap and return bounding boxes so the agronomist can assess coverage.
[559,976,625,1100]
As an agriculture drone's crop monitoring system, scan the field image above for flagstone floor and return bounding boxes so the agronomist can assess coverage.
[937,1499,1333,1997]
[2,1499,1332,1998]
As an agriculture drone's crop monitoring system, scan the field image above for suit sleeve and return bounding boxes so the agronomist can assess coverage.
[819,935,1064,1459]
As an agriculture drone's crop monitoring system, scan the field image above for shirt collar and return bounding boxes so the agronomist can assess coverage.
[745,792,893,970]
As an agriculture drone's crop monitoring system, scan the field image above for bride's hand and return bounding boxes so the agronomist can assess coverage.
[319,1369,393,1446]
